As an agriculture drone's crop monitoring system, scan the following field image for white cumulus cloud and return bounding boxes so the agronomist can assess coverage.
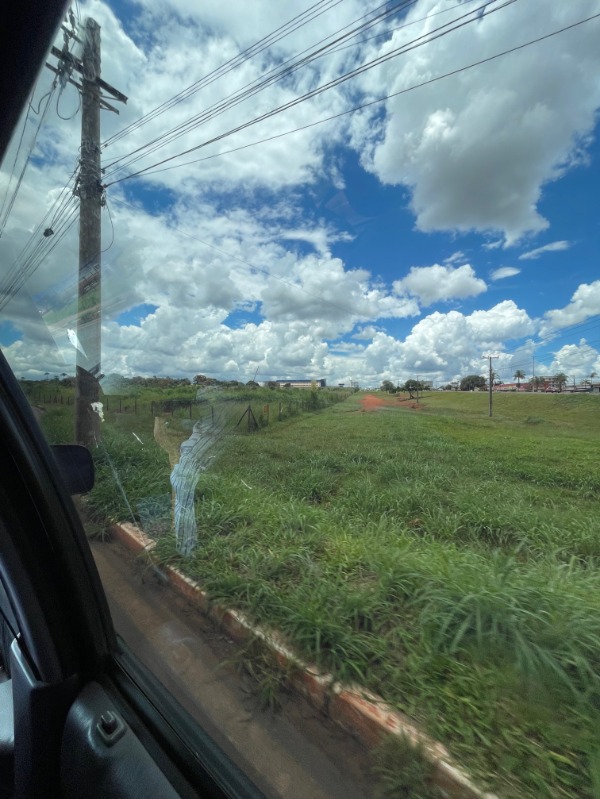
[353,1,600,244]
[541,281,600,334]
[393,264,486,306]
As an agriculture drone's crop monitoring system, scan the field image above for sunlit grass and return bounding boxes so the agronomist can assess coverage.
[43,389,600,797]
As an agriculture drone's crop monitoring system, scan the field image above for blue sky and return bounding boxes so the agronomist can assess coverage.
[1,0,599,385]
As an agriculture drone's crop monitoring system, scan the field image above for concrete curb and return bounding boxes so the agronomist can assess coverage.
[109,522,498,799]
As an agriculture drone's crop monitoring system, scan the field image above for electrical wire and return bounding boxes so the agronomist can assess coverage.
[56,82,82,121]
[102,0,421,174]
[105,8,600,187]
[0,83,58,237]
[499,315,600,373]
[0,102,33,223]
[0,22,80,238]
[102,0,350,149]
[0,213,79,313]
[101,0,518,185]
[0,200,79,312]
[101,198,115,253]
[317,0,480,61]
[102,0,471,179]
[0,164,80,311]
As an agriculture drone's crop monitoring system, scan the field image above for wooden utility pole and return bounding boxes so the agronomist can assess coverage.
[50,18,127,445]
[75,18,102,445]
[484,355,497,417]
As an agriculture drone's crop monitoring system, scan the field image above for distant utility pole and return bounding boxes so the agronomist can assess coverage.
[47,18,127,444]
[531,353,535,392]
[484,355,497,417]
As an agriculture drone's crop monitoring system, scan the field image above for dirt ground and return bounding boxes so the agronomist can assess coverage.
[360,393,423,411]
[91,539,374,799]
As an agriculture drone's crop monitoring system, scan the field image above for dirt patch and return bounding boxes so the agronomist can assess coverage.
[396,398,424,411]
[359,394,425,412]
[360,394,388,412]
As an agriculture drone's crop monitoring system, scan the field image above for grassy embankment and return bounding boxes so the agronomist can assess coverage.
[39,388,600,798]
[153,391,600,799]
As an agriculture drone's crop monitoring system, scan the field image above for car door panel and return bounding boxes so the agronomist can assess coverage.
[61,682,183,799]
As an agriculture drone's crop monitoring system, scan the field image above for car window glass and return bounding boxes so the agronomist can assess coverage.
[1,2,600,798]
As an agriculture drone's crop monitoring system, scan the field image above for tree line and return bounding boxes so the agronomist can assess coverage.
[381,370,597,394]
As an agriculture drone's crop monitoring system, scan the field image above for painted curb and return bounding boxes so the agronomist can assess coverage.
[108,522,498,799]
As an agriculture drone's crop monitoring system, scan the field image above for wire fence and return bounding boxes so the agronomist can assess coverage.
[25,388,352,429]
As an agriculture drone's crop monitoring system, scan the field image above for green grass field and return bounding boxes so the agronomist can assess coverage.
[38,388,600,798]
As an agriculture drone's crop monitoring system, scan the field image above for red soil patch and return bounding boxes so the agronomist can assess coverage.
[360,394,425,412]
[360,394,388,411]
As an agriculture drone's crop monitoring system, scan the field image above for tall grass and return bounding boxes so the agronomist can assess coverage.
[151,392,600,798]
[42,390,600,797]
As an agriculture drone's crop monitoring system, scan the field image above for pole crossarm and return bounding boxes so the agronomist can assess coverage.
[50,45,128,105]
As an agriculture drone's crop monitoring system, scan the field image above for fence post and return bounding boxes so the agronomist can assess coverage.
[134,398,137,415]
[278,401,282,421]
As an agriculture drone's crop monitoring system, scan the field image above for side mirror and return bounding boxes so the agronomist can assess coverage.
[50,445,95,495]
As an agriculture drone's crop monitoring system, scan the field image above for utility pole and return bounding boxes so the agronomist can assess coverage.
[532,353,535,392]
[47,18,127,444]
[75,18,102,445]
[484,355,497,417]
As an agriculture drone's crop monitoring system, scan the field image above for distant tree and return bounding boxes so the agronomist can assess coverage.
[443,384,454,391]
[530,376,543,391]
[554,372,568,392]
[380,379,395,393]
[246,380,259,388]
[403,379,425,391]
[266,381,278,389]
[514,369,525,389]
[460,374,486,391]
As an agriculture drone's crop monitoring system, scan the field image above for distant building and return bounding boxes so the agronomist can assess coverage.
[494,382,531,392]
[273,379,326,389]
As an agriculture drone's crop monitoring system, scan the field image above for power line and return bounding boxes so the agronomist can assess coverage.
[0,82,58,237]
[56,82,81,121]
[104,4,599,189]
[102,0,506,181]
[0,165,80,311]
[475,314,600,378]
[0,15,81,238]
[102,0,349,149]
[101,0,426,177]
[102,0,481,172]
